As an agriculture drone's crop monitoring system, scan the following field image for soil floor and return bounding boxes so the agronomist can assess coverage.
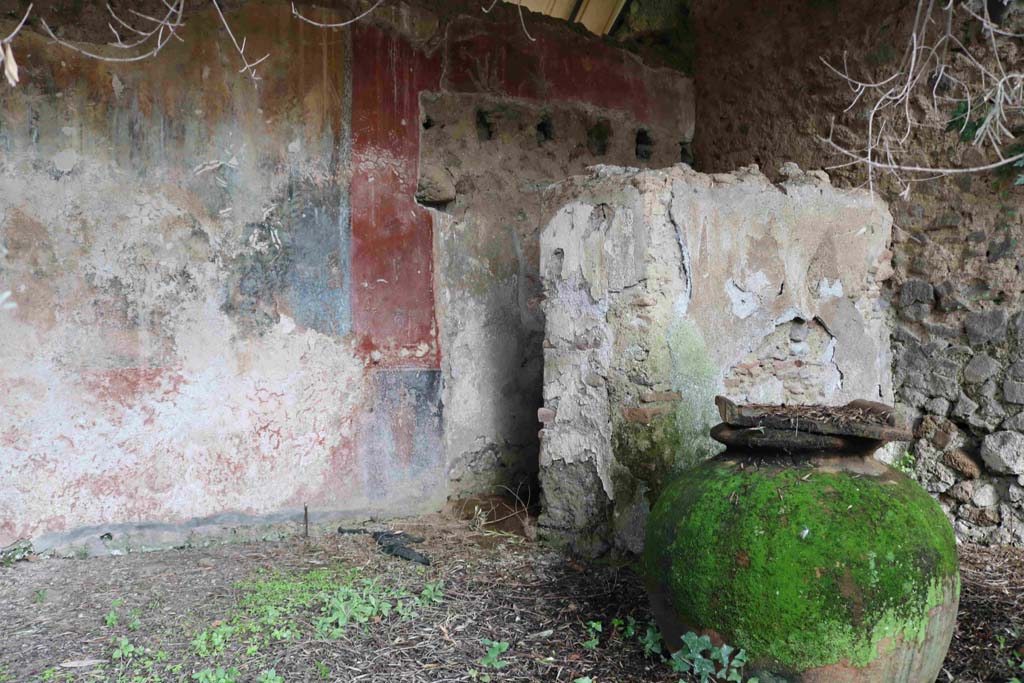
[0,513,1021,683]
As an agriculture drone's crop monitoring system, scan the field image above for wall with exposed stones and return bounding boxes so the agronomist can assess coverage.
[0,0,694,553]
[537,163,894,556]
[684,0,1024,546]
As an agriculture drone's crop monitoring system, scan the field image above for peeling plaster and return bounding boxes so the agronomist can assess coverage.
[538,163,894,555]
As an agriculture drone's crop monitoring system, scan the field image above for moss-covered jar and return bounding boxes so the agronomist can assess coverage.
[643,404,959,683]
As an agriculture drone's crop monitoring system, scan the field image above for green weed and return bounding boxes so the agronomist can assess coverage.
[192,667,239,683]
[582,620,602,650]
[669,631,758,683]
[111,636,138,661]
[479,639,511,669]
[639,624,662,657]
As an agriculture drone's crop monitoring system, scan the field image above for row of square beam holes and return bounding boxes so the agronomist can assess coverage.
[423,110,693,164]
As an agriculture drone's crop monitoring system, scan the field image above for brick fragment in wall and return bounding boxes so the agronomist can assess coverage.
[944,449,982,479]
[958,504,1001,527]
[916,414,959,450]
[948,480,977,503]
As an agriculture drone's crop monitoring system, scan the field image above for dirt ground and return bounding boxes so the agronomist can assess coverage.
[0,511,1022,683]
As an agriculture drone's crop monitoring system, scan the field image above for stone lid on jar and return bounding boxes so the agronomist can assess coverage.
[711,395,912,454]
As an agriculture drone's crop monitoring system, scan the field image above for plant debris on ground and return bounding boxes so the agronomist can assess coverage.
[0,513,1020,683]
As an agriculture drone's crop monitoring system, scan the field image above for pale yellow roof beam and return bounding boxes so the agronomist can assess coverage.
[503,0,629,35]
[574,0,629,35]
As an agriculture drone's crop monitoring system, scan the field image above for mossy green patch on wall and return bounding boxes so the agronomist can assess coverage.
[666,319,721,464]
[612,413,685,503]
[644,457,959,674]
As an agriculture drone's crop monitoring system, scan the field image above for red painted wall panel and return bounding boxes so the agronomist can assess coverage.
[350,25,442,368]
[442,18,689,134]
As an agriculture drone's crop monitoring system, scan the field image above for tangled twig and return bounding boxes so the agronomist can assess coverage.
[5,0,541,88]
[39,0,186,64]
[821,0,1024,196]
[210,0,268,85]
[291,0,384,29]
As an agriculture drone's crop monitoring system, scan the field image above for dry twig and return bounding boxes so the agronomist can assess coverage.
[821,0,1024,196]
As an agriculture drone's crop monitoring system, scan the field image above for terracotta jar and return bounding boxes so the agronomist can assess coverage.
[642,399,959,683]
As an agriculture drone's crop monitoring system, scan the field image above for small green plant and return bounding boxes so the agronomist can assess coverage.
[1009,646,1024,683]
[314,577,415,638]
[669,632,758,683]
[256,671,285,683]
[582,620,602,649]
[191,624,235,657]
[192,668,239,683]
[32,589,47,604]
[127,608,142,631]
[479,639,511,669]
[314,661,330,679]
[110,636,137,661]
[418,581,444,606]
[103,598,126,628]
[893,451,916,476]
[639,624,662,657]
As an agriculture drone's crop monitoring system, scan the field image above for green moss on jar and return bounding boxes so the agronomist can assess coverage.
[643,457,959,673]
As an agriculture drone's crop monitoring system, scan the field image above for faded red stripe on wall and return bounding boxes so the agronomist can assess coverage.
[349,24,442,368]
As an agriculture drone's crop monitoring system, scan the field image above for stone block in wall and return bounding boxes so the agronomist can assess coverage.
[981,431,1024,475]
[965,309,1009,345]
[964,353,1001,383]
[536,164,894,556]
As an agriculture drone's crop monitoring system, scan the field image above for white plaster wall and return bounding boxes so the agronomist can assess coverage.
[538,163,894,555]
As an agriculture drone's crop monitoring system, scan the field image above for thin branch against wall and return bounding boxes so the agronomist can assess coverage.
[290,0,385,28]
[1,3,32,86]
[480,0,536,41]
[39,0,186,64]
[821,0,1024,196]
[210,0,268,85]
[2,0,541,88]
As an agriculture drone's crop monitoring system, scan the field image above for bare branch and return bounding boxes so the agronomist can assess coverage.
[39,0,185,64]
[516,0,537,42]
[822,0,1024,193]
[2,3,33,44]
[291,0,385,29]
[210,0,267,86]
